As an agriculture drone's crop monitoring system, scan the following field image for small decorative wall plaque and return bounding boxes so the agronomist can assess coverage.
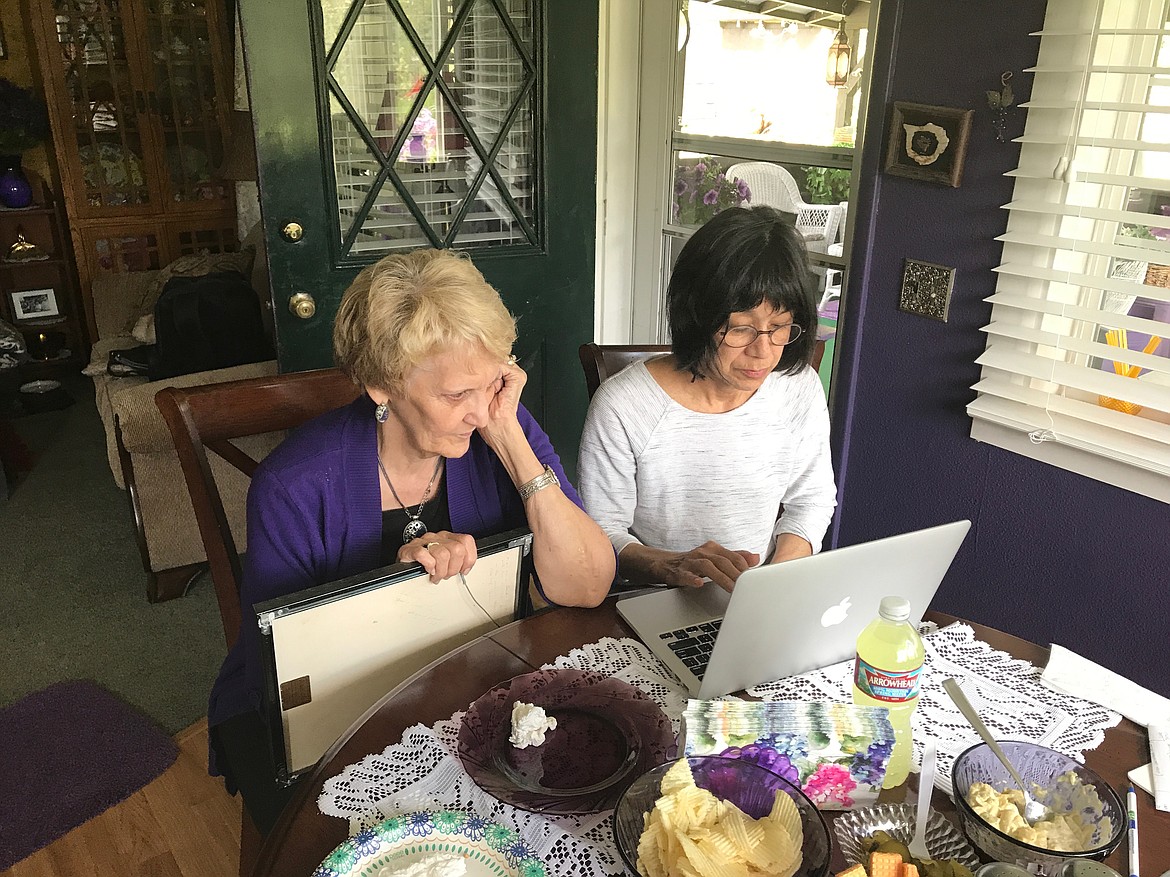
[884,101,974,187]
[899,258,955,322]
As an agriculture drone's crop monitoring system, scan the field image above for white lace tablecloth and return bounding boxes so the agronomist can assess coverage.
[318,624,1121,876]
[746,622,1122,794]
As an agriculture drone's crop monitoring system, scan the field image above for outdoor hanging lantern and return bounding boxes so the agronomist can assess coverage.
[825,7,851,87]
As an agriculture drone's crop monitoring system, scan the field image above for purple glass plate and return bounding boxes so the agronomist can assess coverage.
[457,668,677,815]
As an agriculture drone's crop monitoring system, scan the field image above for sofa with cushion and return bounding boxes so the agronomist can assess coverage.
[85,235,281,601]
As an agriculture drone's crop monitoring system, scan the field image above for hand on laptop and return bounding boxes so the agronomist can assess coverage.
[651,542,759,592]
[399,532,478,583]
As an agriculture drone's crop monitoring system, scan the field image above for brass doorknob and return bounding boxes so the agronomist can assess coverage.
[289,292,316,320]
[281,221,304,242]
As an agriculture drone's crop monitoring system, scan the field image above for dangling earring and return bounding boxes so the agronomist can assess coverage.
[374,402,389,423]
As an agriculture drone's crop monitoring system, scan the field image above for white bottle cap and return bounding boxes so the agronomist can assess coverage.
[878,595,911,622]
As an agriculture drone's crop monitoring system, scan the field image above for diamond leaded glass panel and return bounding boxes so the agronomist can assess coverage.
[53,0,151,208]
[320,0,538,255]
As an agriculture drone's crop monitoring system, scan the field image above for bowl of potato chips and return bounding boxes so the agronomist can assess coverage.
[612,755,831,877]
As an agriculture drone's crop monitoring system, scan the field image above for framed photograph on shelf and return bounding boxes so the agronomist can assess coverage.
[884,101,974,188]
[9,287,60,321]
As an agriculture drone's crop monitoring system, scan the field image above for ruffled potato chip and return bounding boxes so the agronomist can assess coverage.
[636,760,804,877]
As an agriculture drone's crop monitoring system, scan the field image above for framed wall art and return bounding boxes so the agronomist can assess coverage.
[884,101,974,188]
[9,287,60,321]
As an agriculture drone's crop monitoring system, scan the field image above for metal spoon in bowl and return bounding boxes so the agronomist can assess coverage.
[907,741,936,860]
[942,677,1052,825]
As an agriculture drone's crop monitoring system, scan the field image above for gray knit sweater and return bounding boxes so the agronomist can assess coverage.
[578,360,836,564]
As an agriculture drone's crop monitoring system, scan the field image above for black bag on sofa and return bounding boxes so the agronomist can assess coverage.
[150,270,272,381]
[107,344,154,377]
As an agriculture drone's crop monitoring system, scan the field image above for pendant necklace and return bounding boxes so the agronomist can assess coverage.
[377,453,444,544]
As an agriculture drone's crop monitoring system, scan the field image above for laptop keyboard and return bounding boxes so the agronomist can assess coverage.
[659,619,722,679]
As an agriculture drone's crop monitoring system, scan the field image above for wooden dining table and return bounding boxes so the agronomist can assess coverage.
[253,601,1167,877]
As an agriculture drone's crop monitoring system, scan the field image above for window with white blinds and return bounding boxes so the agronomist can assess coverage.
[969,0,1170,503]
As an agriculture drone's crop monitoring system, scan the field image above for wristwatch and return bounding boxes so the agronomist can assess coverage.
[517,465,560,501]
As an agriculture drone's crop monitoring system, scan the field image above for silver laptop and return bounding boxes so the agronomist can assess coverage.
[617,520,971,698]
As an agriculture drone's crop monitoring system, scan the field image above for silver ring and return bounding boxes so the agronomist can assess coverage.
[425,542,441,550]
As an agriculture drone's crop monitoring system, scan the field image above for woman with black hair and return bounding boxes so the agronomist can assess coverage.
[578,205,836,592]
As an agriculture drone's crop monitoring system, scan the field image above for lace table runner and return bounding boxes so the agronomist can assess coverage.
[318,624,1120,875]
[747,622,1122,794]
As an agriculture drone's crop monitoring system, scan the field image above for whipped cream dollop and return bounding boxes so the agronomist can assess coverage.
[509,701,558,748]
[376,852,468,877]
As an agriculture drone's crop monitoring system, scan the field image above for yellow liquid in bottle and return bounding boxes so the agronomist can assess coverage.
[852,612,925,789]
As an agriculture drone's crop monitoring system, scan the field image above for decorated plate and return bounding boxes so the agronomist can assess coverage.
[312,809,546,877]
[457,668,676,815]
[834,803,981,869]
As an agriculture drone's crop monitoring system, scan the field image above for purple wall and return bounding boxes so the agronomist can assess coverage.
[832,0,1170,696]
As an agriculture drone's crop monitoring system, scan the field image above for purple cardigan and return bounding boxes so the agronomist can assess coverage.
[207,394,581,747]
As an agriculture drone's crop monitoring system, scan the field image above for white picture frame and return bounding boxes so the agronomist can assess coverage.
[9,287,60,321]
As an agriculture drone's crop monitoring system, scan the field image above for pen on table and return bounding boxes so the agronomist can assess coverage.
[1128,784,1139,877]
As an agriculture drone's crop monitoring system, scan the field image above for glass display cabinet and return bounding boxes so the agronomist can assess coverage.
[28,0,238,338]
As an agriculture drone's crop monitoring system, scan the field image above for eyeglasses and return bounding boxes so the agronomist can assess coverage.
[720,322,803,348]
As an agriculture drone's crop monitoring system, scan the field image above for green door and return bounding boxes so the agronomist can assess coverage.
[239,0,597,468]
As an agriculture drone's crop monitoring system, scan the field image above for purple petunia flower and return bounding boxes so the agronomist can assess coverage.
[703,189,719,206]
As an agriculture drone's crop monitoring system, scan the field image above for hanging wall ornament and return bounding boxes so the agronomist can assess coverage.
[986,72,1014,143]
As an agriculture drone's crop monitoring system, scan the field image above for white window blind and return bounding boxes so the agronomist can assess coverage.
[969,0,1170,503]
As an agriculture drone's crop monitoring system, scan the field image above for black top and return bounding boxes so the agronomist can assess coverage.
[379,470,452,565]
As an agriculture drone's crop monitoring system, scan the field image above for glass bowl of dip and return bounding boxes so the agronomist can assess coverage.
[951,741,1124,874]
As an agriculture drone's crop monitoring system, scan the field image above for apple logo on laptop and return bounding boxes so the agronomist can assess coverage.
[820,597,851,628]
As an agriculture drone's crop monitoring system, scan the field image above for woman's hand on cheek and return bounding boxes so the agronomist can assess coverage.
[398,531,478,583]
[480,356,526,441]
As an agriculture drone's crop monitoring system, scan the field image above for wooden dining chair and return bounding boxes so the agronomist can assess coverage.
[578,340,826,400]
[155,368,360,651]
[578,343,671,399]
[156,368,359,877]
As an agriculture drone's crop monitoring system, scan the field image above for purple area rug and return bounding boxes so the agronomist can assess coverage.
[0,680,179,870]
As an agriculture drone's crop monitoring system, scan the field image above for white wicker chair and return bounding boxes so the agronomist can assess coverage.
[821,200,849,310]
[726,162,842,255]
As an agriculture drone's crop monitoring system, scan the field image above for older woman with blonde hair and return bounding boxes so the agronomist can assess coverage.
[207,248,614,835]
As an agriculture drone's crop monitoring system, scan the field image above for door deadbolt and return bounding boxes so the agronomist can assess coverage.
[281,221,304,242]
[289,292,316,319]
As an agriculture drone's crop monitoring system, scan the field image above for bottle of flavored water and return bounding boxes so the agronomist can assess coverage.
[851,595,925,789]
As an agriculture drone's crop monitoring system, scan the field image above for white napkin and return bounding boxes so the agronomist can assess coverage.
[1042,644,1170,813]
[1041,643,1170,728]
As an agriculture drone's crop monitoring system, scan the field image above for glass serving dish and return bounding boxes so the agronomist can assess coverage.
[833,802,981,868]
[456,668,676,815]
[611,755,831,877]
[951,741,1125,874]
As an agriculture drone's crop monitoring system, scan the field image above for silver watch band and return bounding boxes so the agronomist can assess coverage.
[517,465,559,501]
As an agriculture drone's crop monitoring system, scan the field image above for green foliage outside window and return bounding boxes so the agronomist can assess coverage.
[803,166,851,205]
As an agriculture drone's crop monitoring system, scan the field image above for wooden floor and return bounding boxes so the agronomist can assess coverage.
[4,720,242,877]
